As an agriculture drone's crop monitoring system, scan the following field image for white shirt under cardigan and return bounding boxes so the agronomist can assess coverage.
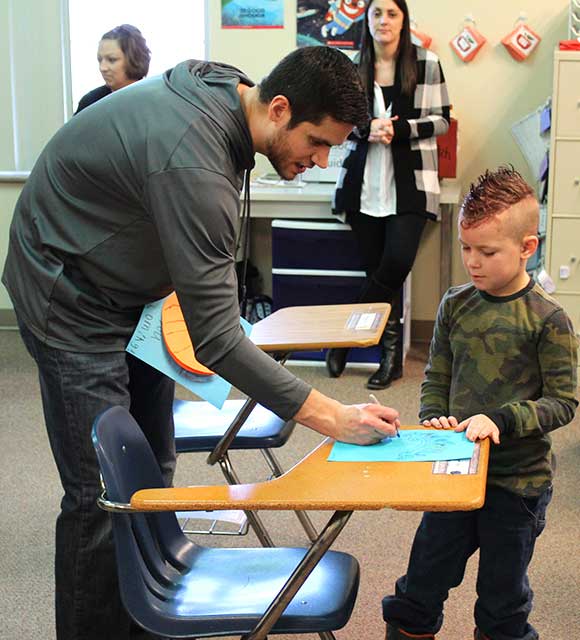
[360,82,397,218]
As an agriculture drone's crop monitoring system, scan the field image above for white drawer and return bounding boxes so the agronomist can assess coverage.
[551,141,580,214]
[555,61,580,137]
[548,218,580,293]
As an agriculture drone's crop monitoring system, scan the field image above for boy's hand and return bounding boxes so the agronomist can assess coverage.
[422,415,458,429]
[455,414,500,444]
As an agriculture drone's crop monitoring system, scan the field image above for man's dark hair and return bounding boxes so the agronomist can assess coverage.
[258,46,369,130]
[101,24,151,80]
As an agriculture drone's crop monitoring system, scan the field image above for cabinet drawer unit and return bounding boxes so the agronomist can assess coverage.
[548,218,580,294]
[551,141,580,214]
[554,60,580,137]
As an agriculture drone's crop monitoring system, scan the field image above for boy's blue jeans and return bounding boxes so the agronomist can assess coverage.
[382,485,552,640]
[18,318,176,640]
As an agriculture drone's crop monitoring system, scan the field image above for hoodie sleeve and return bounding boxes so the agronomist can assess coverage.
[146,166,311,420]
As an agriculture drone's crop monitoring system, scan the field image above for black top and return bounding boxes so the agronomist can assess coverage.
[75,85,112,114]
[380,85,394,111]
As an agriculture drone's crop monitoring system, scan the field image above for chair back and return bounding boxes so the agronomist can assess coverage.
[92,406,360,638]
[92,406,198,633]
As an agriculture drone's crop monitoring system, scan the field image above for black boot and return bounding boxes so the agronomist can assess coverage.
[367,306,403,390]
[325,348,349,378]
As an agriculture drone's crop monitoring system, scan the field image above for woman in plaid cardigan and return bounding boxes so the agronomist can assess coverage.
[327,0,450,390]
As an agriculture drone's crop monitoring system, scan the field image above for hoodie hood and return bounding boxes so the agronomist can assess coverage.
[164,59,255,173]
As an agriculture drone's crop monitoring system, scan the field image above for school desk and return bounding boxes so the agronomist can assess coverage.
[131,430,490,640]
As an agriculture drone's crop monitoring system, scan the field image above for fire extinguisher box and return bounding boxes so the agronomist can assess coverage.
[437,118,458,179]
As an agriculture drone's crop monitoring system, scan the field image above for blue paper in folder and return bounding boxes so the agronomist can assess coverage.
[126,296,251,409]
[328,430,475,463]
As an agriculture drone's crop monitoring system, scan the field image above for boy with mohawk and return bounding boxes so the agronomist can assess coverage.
[382,166,578,640]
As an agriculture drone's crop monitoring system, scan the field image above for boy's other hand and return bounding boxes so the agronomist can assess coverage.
[455,414,500,444]
[422,415,458,429]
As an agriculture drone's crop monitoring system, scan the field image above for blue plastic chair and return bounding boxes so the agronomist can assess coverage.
[173,398,318,545]
[92,406,360,640]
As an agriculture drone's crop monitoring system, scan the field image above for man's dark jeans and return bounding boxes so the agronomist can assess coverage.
[382,485,552,640]
[18,320,176,640]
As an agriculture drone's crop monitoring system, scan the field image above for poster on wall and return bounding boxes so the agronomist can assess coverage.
[222,0,284,29]
[297,0,366,50]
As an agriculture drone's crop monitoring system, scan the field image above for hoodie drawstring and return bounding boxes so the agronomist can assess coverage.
[236,170,252,318]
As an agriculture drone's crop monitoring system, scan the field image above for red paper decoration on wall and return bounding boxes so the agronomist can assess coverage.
[502,23,541,61]
[450,24,486,62]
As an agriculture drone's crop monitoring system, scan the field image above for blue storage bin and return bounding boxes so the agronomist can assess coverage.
[272,220,364,271]
[272,270,366,309]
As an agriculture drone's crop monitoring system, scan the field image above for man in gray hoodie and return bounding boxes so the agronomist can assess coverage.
[3,46,400,640]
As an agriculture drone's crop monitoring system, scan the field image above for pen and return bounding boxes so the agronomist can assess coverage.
[369,393,400,438]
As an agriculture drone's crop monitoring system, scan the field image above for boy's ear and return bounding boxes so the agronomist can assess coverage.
[521,234,539,259]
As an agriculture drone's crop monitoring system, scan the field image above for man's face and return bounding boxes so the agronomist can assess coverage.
[266,116,353,181]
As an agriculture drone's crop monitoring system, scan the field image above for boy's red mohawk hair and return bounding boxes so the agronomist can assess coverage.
[460,165,535,229]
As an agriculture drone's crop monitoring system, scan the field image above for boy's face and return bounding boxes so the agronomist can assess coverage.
[459,212,537,297]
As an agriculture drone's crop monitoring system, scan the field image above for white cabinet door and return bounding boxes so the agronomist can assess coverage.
[555,60,580,137]
[551,141,580,215]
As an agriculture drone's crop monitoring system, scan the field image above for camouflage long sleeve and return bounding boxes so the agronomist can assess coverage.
[419,299,452,422]
[419,281,579,496]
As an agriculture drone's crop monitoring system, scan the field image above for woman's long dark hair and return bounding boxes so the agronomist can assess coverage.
[358,0,417,100]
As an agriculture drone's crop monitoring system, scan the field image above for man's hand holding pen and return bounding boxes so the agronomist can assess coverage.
[368,393,400,440]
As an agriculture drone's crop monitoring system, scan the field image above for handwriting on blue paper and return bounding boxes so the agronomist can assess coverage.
[126,296,251,410]
[328,430,475,462]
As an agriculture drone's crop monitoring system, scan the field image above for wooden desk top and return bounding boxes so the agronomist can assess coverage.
[250,302,390,352]
[162,300,390,371]
[132,428,489,513]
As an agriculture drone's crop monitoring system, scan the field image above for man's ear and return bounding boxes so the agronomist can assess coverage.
[521,234,539,259]
[267,95,291,125]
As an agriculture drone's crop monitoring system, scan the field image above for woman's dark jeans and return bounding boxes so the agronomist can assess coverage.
[18,319,176,640]
[382,485,552,640]
[346,211,427,303]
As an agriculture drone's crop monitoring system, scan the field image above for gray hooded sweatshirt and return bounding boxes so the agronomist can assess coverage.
[2,60,311,420]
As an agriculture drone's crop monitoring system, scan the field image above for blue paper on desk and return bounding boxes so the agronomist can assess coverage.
[126,296,251,409]
[328,430,475,462]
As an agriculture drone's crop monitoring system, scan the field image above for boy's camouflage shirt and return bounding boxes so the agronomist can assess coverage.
[420,280,578,496]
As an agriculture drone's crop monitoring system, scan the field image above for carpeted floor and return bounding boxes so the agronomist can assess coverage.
[0,329,578,640]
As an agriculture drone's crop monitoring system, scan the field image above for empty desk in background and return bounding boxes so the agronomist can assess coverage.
[271,219,411,366]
